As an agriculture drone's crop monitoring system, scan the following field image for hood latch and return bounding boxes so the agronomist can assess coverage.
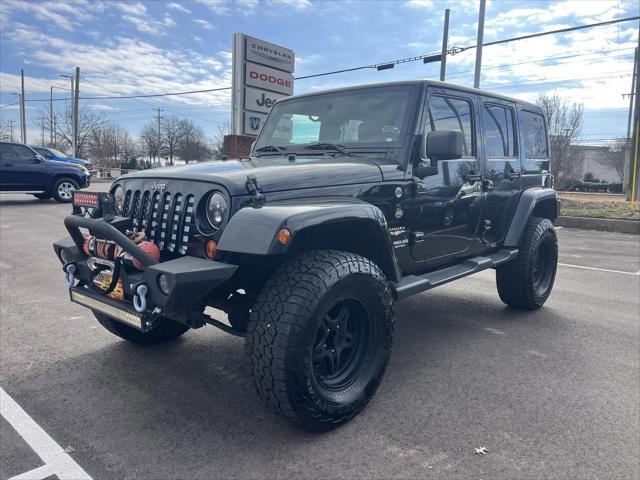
[245,175,265,205]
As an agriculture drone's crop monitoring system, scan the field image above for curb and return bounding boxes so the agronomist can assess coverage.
[556,216,640,234]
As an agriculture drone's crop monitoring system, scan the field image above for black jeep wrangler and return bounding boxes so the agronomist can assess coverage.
[54,80,558,432]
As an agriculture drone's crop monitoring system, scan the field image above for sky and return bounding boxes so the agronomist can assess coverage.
[0,0,638,147]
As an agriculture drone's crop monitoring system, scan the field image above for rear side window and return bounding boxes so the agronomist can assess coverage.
[0,144,34,161]
[482,104,517,158]
[519,110,549,172]
[427,95,475,156]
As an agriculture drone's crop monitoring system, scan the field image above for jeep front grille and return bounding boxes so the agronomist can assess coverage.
[122,189,195,255]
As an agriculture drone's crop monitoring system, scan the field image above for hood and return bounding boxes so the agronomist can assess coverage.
[121,157,384,197]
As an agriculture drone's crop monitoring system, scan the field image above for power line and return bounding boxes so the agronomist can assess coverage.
[0,101,20,109]
[18,15,639,104]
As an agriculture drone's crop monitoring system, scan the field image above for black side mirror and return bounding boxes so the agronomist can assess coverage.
[426,130,465,161]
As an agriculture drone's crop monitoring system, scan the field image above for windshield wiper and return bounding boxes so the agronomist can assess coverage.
[254,145,287,155]
[303,142,352,157]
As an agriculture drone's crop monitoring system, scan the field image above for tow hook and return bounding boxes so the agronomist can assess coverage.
[64,263,76,287]
[133,284,148,313]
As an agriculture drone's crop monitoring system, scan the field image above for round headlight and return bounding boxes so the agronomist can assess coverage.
[113,185,125,214]
[206,192,228,229]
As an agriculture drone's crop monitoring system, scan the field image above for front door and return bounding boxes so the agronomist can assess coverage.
[0,144,46,190]
[407,88,483,263]
[479,98,522,244]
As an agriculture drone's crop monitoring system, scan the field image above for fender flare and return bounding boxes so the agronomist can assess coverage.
[503,187,558,247]
[217,198,402,282]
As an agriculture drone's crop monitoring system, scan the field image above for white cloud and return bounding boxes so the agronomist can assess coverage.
[193,19,214,30]
[123,15,165,36]
[269,0,311,10]
[405,0,433,9]
[85,103,116,111]
[0,0,97,31]
[114,2,147,16]
[167,2,192,14]
[198,0,231,15]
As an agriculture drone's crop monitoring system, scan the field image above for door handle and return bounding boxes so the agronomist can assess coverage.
[411,231,425,244]
[505,171,521,179]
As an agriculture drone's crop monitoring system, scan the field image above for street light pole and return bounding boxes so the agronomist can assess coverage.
[20,70,27,143]
[440,9,450,81]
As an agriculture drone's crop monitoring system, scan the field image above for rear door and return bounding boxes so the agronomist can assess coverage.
[408,87,484,263]
[479,98,522,244]
[0,144,47,190]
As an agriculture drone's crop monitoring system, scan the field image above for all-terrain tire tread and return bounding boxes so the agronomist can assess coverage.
[245,249,393,432]
[496,217,557,310]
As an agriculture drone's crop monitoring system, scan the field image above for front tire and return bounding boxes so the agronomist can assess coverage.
[93,311,189,344]
[496,217,558,310]
[52,177,79,203]
[245,250,394,432]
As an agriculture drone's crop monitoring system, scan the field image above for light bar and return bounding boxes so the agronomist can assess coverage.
[70,290,143,330]
[73,191,100,208]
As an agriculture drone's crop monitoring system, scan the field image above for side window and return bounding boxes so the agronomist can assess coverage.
[13,146,35,161]
[482,104,517,158]
[427,95,475,156]
[519,110,549,173]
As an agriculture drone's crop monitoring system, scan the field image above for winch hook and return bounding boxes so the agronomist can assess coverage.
[133,284,148,313]
[64,263,76,288]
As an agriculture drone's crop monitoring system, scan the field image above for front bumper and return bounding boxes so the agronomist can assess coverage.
[53,215,237,327]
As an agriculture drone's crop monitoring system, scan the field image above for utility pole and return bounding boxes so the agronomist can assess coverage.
[624,47,637,195]
[474,0,486,89]
[72,66,80,157]
[50,86,54,146]
[154,108,163,162]
[440,8,450,81]
[630,30,640,206]
[53,114,57,147]
[8,120,15,141]
[20,70,27,143]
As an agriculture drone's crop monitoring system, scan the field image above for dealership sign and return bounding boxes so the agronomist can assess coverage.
[232,33,295,136]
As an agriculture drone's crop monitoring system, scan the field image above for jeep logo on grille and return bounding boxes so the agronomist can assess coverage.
[151,182,166,191]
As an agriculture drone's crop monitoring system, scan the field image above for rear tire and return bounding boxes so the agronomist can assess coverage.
[245,250,394,432]
[52,177,79,203]
[93,311,189,344]
[496,217,558,310]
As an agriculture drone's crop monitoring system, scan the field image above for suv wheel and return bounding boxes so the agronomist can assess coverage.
[496,217,558,310]
[93,311,189,344]
[52,178,79,203]
[246,250,394,432]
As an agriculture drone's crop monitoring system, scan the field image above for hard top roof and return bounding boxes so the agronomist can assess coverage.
[283,78,540,110]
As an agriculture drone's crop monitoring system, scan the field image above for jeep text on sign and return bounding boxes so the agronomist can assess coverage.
[245,35,295,73]
[245,63,294,96]
[244,87,287,114]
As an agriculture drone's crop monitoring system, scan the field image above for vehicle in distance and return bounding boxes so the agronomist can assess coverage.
[53,80,559,432]
[1,142,91,202]
[32,146,93,171]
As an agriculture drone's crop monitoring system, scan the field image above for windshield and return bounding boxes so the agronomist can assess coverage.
[254,85,416,152]
[47,148,68,157]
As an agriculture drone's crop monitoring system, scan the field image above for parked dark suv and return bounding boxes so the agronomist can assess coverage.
[53,80,558,432]
[0,142,91,202]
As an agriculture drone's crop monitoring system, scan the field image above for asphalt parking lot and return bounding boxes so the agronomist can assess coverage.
[1,186,639,480]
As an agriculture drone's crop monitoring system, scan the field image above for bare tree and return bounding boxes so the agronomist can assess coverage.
[211,122,230,160]
[598,138,626,182]
[536,94,584,189]
[52,103,108,158]
[178,119,211,163]
[0,120,14,141]
[139,123,160,163]
[160,115,185,165]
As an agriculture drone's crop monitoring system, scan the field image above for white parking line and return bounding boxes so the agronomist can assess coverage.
[0,387,92,480]
[558,263,640,276]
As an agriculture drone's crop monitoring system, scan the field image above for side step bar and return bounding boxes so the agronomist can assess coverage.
[390,249,519,300]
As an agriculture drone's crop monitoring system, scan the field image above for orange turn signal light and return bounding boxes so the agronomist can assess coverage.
[277,228,292,245]
[205,240,218,259]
